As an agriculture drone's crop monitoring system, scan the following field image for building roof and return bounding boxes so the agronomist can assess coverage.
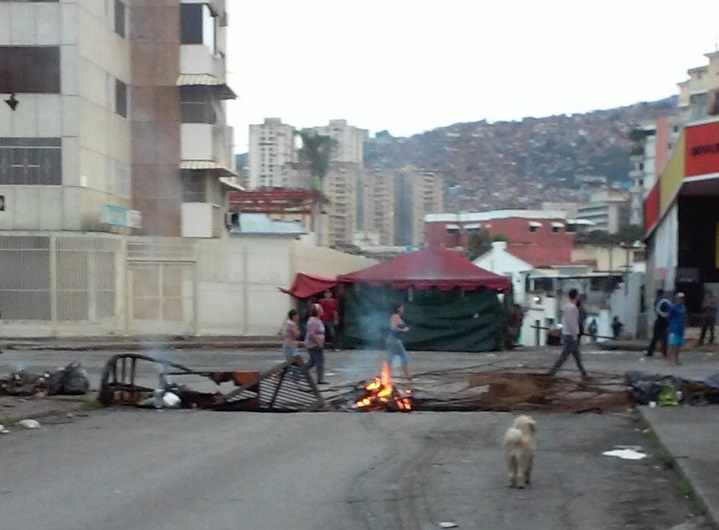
[504,244,574,268]
[229,213,307,236]
[338,245,511,291]
[425,209,568,223]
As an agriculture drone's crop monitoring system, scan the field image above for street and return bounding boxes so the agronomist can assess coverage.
[0,346,715,529]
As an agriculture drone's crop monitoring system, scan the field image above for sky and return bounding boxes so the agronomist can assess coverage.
[225,0,719,153]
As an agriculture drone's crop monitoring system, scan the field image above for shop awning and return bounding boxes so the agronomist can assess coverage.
[279,272,337,299]
[177,74,237,100]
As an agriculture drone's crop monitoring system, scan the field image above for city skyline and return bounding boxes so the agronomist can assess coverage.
[225,0,719,152]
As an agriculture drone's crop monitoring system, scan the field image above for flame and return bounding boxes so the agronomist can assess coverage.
[356,361,412,411]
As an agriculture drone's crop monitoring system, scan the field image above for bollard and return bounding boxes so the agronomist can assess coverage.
[535,319,541,346]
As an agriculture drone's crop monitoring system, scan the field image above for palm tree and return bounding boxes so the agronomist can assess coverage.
[295,129,336,244]
[296,129,335,191]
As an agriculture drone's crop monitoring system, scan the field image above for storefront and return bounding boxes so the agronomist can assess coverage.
[645,118,719,315]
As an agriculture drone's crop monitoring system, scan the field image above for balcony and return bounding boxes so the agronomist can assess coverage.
[180,45,224,79]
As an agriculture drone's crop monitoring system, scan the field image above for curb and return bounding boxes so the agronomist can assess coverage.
[5,341,284,352]
[638,408,718,528]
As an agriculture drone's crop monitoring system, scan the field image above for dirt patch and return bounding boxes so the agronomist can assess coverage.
[415,371,633,413]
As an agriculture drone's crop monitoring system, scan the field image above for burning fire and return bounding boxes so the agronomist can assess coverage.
[356,361,412,411]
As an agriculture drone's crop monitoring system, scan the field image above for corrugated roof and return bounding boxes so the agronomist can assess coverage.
[229,213,307,236]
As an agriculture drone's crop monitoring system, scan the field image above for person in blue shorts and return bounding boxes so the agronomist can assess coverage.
[387,304,411,381]
[667,292,687,366]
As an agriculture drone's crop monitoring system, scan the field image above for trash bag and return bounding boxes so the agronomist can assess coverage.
[625,371,662,405]
[48,363,89,395]
[658,382,680,406]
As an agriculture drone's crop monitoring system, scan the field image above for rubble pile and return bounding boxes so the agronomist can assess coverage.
[0,363,89,397]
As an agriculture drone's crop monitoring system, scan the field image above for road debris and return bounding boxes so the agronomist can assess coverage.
[0,363,89,397]
[602,447,647,460]
[17,419,40,430]
[0,424,9,434]
[439,523,459,529]
[98,353,325,412]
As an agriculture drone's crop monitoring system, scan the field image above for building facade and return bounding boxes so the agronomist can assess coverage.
[394,168,443,247]
[0,0,237,237]
[322,162,359,248]
[310,119,368,166]
[577,189,630,234]
[248,118,296,189]
[359,168,396,246]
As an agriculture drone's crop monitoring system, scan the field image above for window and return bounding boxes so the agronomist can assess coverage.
[0,138,62,185]
[181,3,218,53]
[180,88,216,123]
[0,46,60,93]
[115,79,128,118]
[114,0,126,38]
[528,224,538,232]
[638,162,644,171]
[181,170,206,202]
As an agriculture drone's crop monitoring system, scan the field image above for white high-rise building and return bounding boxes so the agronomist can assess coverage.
[248,118,296,188]
[310,119,367,166]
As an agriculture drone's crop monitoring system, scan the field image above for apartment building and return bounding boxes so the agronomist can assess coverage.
[310,119,368,166]
[322,162,358,248]
[248,118,296,189]
[0,0,237,237]
[577,189,630,234]
[677,51,719,124]
[359,168,396,246]
[395,168,443,247]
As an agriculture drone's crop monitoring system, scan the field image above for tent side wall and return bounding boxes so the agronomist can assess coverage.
[341,284,505,352]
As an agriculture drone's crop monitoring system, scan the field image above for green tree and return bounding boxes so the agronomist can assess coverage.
[467,229,492,260]
[296,129,336,191]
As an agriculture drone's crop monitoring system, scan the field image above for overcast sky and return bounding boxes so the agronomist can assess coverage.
[225,0,719,153]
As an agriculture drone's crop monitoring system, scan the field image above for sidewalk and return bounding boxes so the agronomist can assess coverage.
[640,406,719,528]
[2,335,284,351]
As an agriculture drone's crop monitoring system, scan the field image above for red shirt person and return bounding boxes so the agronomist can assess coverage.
[318,289,339,350]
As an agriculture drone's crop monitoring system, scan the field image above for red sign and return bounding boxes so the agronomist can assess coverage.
[685,120,719,177]
[644,183,660,235]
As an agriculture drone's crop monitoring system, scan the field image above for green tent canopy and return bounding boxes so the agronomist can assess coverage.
[337,246,511,352]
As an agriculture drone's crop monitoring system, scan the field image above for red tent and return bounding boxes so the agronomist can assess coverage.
[279,272,337,299]
[337,246,511,292]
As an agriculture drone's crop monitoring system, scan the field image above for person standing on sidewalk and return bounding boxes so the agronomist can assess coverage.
[698,289,717,346]
[283,309,301,381]
[667,293,687,366]
[646,289,671,358]
[304,304,327,385]
[318,289,340,351]
[547,288,589,379]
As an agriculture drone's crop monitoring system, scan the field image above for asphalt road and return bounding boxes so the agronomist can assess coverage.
[0,407,702,530]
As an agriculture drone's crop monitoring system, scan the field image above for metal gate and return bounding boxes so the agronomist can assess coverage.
[127,260,196,335]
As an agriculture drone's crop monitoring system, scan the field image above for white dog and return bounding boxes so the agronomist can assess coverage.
[503,415,536,488]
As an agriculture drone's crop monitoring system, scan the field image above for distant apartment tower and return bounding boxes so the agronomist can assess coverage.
[322,162,358,247]
[360,169,396,246]
[577,189,630,234]
[395,168,444,247]
[248,118,296,189]
[0,0,237,237]
[311,120,368,166]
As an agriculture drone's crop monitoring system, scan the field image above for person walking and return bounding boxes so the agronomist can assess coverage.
[318,288,340,351]
[646,289,671,358]
[547,289,589,379]
[667,293,687,366]
[698,289,717,346]
[611,316,624,340]
[588,318,598,342]
[304,304,328,385]
[283,309,301,381]
[387,304,412,381]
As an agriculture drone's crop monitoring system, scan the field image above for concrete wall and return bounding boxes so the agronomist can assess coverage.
[0,233,377,338]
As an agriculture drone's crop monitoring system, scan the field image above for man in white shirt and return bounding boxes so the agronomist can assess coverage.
[547,288,589,379]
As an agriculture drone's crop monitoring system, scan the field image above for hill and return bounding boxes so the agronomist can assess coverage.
[364,97,677,211]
